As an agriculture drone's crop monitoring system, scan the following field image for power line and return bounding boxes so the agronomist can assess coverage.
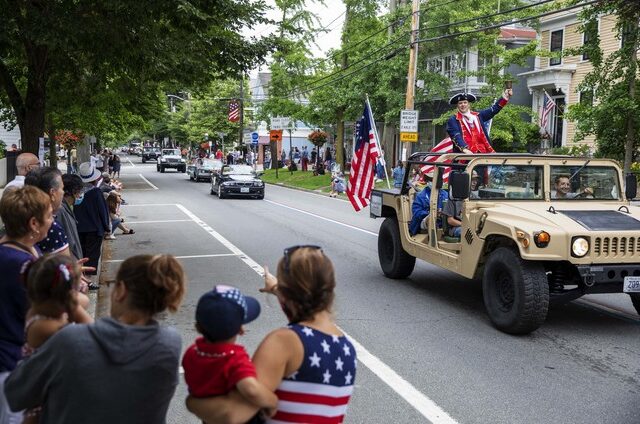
[416,0,599,44]
[275,0,598,101]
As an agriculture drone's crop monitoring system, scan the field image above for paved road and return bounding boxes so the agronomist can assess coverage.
[99,154,640,424]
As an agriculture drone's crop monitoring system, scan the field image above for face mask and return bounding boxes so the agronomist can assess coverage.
[74,194,84,206]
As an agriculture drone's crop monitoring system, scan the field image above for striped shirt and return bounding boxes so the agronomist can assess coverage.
[266,324,356,424]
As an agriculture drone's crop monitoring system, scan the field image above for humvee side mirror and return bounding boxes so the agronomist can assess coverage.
[449,171,470,200]
[625,173,637,200]
[435,170,444,190]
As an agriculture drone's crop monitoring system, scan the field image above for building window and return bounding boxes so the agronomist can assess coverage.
[580,90,594,106]
[621,21,636,49]
[477,55,492,83]
[550,29,563,66]
[582,19,598,61]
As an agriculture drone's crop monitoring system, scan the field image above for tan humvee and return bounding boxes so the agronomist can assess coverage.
[370,153,640,334]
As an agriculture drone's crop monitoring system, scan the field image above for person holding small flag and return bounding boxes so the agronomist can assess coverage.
[446,88,512,154]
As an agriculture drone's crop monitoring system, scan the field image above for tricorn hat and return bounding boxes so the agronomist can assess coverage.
[449,92,477,105]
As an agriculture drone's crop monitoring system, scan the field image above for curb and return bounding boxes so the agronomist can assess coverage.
[264,181,332,197]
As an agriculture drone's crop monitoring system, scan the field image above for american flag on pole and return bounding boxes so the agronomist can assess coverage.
[228,100,240,122]
[540,91,555,130]
[419,137,454,183]
[347,101,380,211]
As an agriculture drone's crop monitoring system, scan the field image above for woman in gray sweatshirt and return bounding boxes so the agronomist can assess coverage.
[5,254,186,424]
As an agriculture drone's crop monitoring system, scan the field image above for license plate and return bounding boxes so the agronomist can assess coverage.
[240,187,249,193]
[623,276,640,293]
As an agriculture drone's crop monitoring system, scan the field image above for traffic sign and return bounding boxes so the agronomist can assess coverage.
[271,117,291,130]
[251,132,259,142]
[400,110,419,133]
[270,130,283,142]
[400,132,418,142]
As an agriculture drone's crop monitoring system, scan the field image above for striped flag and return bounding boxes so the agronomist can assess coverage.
[228,100,240,122]
[347,101,380,211]
[540,91,555,130]
[420,137,454,183]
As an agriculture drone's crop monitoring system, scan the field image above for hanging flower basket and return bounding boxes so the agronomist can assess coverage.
[308,130,328,147]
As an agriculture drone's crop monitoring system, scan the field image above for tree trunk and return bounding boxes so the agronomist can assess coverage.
[382,122,396,164]
[47,115,57,167]
[623,15,640,175]
[335,108,345,170]
[21,45,49,155]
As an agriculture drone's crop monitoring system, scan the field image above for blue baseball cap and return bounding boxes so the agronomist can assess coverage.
[196,285,261,342]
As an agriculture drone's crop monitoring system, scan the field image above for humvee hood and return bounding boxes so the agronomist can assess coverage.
[476,202,640,232]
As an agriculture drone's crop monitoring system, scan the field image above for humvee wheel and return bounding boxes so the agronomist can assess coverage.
[378,216,416,279]
[629,294,640,315]
[483,247,549,334]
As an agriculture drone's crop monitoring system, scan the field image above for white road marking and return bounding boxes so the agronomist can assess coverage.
[126,219,192,224]
[104,253,238,263]
[267,182,350,203]
[175,204,265,276]
[174,203,456,423]
[344,330,459,424]
[122,203,177,207]
[264,199,377,236]
[138,174,159,190]
[577,298,640,323]
[126,157,136,167]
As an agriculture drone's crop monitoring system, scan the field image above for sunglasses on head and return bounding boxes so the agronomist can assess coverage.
[283,245,322,274]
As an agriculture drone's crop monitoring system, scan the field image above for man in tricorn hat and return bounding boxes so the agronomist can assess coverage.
[446,88,512,154]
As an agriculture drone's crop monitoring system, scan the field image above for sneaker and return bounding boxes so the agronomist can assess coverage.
[88,283,100,291]
[105,234,116,240]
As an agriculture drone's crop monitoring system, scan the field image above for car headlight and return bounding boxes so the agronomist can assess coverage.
[161,158,166,162]
[253,181,263,187]
[222,181,233,186]
[180,158,186,162]
[571,237,589,257]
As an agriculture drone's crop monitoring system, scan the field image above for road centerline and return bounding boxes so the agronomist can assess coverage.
[173,203,457,424]
[264,199,377,236]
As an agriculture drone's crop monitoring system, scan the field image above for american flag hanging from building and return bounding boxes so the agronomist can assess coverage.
[347,101,380,211]
[420,137,453,183]
[540,91,555,130]
[228,100,240,122]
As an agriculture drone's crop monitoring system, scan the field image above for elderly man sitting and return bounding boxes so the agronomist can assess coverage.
[409,170,449,236]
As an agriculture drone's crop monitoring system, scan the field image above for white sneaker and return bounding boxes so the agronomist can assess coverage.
[105,234,116,240]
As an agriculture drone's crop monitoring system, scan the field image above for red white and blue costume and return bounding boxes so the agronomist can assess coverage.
[266,324,356,424]
[446,94,508,153]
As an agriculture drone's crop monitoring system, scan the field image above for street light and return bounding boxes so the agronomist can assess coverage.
[167,93,190,112]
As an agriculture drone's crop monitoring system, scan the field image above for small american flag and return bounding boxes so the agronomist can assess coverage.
[540,91,555,130]
[228,100,240,122]
[347,101,380,211]
[420,137,453,183]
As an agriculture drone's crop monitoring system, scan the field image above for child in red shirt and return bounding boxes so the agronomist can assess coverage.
[182,285,277,414]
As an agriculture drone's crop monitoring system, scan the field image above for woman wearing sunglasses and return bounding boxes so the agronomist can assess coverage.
[187,246,357,424]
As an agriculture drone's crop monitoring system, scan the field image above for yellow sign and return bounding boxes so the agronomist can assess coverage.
[400,132,418,142]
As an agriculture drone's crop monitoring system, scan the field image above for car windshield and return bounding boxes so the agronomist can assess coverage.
[163,149,180,156]
[223,165,255,175]
[550,165,620,200]
[475,165,544,200]
[201,159,220,169]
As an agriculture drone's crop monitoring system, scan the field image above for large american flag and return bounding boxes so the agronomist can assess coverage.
[540,91,555,130]
[228,100,240,122]
[419,137,454,183]
[347,101,380,211]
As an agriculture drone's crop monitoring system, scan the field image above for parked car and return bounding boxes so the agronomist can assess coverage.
[210,164,264,199]
[187,158,222,182]
[142,146,161,163]
[156,148,186,173]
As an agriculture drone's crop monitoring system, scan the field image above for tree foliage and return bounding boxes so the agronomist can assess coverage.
[0,0,274,153]
[565,0,640,173]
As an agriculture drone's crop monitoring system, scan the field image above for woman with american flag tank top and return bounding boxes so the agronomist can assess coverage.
[187,246,357,423]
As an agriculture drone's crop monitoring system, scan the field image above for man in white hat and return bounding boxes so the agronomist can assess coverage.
[74,162,111,289]
[409,169,449,236]
[446,89,512,154]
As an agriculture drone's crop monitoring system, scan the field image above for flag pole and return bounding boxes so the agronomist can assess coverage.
[366,94,391,189]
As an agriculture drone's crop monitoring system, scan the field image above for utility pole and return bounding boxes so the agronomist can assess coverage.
[403,0,421,160]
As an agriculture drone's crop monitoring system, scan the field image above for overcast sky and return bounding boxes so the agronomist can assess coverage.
[247,0,346,77]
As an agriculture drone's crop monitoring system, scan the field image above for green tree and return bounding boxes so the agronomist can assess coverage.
[565,1,640,173]
[0,0,274,154]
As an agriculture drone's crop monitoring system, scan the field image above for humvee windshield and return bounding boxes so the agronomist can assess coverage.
[475,165,543,200]
[162,149,180,156]
[550,165,620,200]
